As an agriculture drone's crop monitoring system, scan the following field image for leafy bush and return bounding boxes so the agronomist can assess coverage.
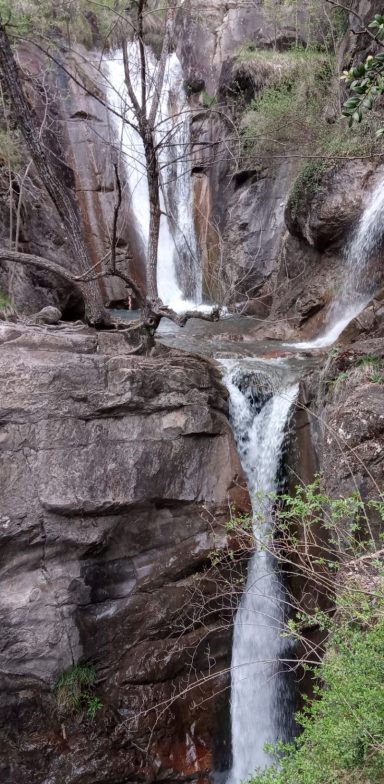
[237,39,382,168]
[341,15,384,136]
[55,664,102,720]
[240,48,333,157]
[250,617,384,784]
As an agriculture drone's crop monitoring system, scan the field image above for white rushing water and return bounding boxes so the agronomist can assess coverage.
[222,360,298,783]
[292,176,384,350]
[105,45,203,311]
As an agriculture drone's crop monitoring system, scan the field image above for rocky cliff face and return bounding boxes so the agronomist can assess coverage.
[177,0,384,333]
[1,3,384,782]
[177,0,310,311]
[0,44,146,315]
[0,324,248,784]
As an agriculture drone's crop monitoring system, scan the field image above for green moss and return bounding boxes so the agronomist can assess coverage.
[0,290,10,310]
[201,89,217,108]
[288,160,329,216]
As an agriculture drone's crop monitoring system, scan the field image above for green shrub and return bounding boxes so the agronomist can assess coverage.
[237,42,381,167]
[240,49,333,157]
[250,617,384,784]
[55,664,102,720]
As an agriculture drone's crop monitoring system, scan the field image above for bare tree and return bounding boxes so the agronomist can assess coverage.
[0,4,221,334]
[121,1,173,301]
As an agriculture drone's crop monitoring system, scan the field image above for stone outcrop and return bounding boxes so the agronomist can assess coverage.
[314,339,384,507]
[0,324,248,784]
[176,0,313,94]
[291,336,384,546]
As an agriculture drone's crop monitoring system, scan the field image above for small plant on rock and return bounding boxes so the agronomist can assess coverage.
[55,664,102,720]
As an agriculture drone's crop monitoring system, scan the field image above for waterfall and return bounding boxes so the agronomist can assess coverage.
[222,361,298,783]
[105,45,202,311]
[293,177,384,349]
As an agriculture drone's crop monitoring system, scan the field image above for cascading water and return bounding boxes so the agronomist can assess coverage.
[293,177,384,349]
[222,360,298,784]
[105,45,202,311]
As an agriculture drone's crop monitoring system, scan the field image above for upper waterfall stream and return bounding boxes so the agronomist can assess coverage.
[105,46,203,311]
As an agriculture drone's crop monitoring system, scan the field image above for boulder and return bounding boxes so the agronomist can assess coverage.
[34,305,62,324]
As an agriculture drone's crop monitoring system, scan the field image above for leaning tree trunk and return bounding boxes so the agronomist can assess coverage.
[0,21,106,325]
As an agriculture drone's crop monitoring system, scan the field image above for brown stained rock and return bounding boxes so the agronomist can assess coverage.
[0,325,248,784]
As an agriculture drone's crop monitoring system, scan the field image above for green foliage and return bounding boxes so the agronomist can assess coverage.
[55,664,102,720]
[230,479,384,784]
[356,354,382,367]
[341,15,384,137]
[274,479,377,554]
[0,0,128,48]
[240,49,333,157]
[250,617,384,784]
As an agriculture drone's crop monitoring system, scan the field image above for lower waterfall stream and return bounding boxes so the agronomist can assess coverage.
[222,362,299,782]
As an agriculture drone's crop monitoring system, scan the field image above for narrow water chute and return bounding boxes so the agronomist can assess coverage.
[222,361,298,783]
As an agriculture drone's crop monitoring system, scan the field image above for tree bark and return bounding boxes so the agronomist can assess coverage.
[0,21,106,325]
[144,126,161,301]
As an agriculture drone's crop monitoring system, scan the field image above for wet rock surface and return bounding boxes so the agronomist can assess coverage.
[0,325,248,784]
